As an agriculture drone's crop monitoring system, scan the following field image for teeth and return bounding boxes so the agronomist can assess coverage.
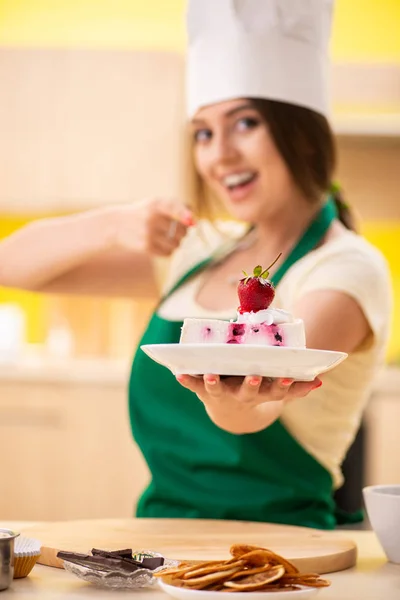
[223,172,254,188]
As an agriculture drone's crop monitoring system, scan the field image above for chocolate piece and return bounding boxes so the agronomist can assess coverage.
[91,550,144,569]
[91,548,164,570]
[57,552,139,574]
[140,557,165,570]
[57,549,165,574]
[92,548,135,560]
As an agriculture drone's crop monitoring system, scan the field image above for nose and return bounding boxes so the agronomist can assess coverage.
[210,130,239,165]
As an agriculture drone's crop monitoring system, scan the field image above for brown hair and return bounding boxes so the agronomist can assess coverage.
[187,98,357,231]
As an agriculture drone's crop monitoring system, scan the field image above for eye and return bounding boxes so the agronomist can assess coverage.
[193,128,212,143]
[236,116,260,131]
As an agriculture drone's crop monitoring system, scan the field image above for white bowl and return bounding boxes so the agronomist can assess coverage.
[363,484,400,563]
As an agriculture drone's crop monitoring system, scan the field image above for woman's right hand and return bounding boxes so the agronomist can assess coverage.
[113,198,195,257]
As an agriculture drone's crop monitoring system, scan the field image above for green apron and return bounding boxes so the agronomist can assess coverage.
[129,198,361,529]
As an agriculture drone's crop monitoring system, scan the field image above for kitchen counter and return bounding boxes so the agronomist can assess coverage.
[1,521,399,599]
[0,355,131,386]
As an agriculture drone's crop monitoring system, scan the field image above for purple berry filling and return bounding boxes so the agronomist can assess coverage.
[229,322,285,345]
[227,323,245,344]
[271,324,284,346]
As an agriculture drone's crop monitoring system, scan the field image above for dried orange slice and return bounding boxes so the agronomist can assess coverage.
[154,560,223,578]
[183,560,244,579]
[230,544,261,559]
[229,563,275,579]
[185,567,244,589]
[230,544,298,575]
[224,565,285,590]
[237,550,274,567]
[158,543,330,592]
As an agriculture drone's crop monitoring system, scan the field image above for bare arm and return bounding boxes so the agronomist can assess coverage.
[294,289,371,353]
[0,200,192,298]
[39,248,159,298]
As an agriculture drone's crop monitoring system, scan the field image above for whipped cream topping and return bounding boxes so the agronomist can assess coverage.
[235,307,293,325]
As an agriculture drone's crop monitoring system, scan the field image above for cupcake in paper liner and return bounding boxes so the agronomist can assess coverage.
[13,537,41,578]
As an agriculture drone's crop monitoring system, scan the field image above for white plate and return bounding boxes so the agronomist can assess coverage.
[158,580,320,600]
[141,344,347,382]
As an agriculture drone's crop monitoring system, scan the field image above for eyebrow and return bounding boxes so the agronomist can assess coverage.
[191,103,255,126]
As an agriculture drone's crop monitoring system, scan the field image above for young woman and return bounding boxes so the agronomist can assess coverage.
[0,0,392,528]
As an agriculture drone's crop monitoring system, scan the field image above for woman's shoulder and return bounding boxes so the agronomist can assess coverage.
[279,229,392,320]
[293,229,390,280]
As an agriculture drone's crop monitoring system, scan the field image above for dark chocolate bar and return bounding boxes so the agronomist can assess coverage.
[91,548,164,570]
[92,548,133,559]
[57,549,164,574]
[57,551,139,574]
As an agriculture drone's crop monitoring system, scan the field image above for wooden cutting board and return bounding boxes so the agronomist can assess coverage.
[21,518,357,574]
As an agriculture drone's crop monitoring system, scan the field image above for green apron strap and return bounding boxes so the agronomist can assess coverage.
[159,256,213,305]
[161,196,337,303]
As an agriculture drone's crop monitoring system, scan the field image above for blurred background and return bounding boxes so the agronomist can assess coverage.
[0,0,399,522]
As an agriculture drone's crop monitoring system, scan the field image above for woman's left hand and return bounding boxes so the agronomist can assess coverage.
[176,374,322,434]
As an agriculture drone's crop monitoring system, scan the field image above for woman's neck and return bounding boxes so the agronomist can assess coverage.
[251,199,323,259]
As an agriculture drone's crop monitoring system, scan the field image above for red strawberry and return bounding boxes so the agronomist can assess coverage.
[237,255,281,313]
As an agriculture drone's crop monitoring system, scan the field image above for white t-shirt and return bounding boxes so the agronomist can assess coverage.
[158,222,392,488]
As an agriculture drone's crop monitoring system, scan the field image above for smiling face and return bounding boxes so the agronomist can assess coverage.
[190,99,304,224]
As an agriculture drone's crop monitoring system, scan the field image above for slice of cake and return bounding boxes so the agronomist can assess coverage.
[180,261,306,348]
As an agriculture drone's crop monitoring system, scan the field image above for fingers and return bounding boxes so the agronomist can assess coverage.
[158,217,188,243]
[146,218,186,256]
[288,378,322,399]
[240,376,323,405]
[147,207,193,257]
[227,376,287,404]
[154,198,194,227]
[238,376,262,402]
[148,229,186,256]
[265,378,295,401]
[176,374,323,409]
[203,374,222,397]
[114,197,194,255]
[176,374,223,400]
[176,375,204,395]
[238,377,293,403]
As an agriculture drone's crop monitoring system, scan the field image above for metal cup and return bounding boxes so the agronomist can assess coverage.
[0,529,20,591]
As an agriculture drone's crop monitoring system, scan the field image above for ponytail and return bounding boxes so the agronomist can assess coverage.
[330,182,358,232]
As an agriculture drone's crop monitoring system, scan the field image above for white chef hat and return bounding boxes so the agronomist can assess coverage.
[186,0,334,118]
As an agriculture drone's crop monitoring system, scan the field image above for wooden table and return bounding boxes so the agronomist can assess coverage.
[2,522,399,599]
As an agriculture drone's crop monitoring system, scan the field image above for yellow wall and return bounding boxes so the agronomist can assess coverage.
[0,216,49,342]
[360,223,400,362]
[332,0,400,62]
[0,0,186,50]
[0,0,399,61]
